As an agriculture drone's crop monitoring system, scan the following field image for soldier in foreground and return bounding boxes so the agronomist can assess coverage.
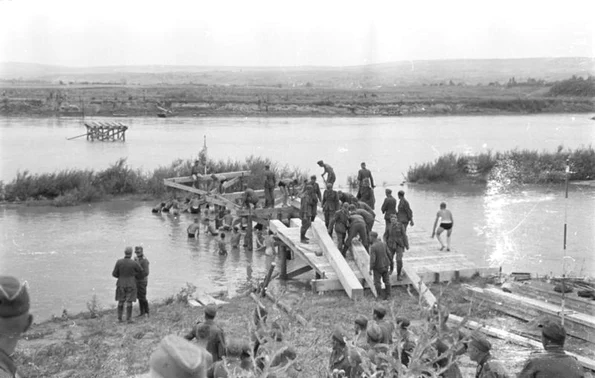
[329,202,350,255]
[329,327,362,378]
[384,214,409,281]
[518,318,584,378]
[369,232,392,300]
[112,246,144,323]
[352,315,369,350]
[372,304,394,344]
[344,207,368,254]
[185,304,227,362]
[145,334,210,378]
[466,331,509,378]
[299,185,314,244]
[396,190,414,232]
[212,338,255,378]
[0,276,33,378]
[134,246,150,317]
[322,182,340,233]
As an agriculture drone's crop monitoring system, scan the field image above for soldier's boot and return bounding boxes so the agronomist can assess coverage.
[397,261,403,281]
[137,302,145,317]
[117,303,124,322]
[126,303,134,323]
[144,301,150,317]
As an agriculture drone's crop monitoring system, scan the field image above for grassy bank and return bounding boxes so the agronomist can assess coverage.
[2,82,594,118]
[407,146,595,184]
[0,152,306,206]
[8,279,529,378]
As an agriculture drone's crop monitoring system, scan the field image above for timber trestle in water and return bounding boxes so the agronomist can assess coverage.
[84,121,128,141]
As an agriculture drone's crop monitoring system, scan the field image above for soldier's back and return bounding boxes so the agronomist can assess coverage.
[519,349,584,378]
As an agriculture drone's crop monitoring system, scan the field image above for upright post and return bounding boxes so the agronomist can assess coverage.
[245,206,253,252]
[279,245,288,280]
[561,158,570,326]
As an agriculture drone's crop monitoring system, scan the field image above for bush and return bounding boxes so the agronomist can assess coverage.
[549,75,595,97]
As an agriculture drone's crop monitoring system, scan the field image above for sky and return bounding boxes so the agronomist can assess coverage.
[0,0,593,67]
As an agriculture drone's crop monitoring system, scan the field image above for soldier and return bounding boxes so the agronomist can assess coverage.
[344,207,368,254]
[369,233,392,300]
[188,217,201,238]
[356,178,375,209]
[393,317,416,367]
[134,246,150,317]
[322,182,340,234]
[185,304,226,362]
[192,323,215,372]
[357,162,375,197]
[0,276,33,378]
[329,327,362,378]
[372,304,394,344]
[191,160,204,189]
[356,200,376,219]
[243,185,259,209]
[147,334,211,378]
[329,202,351,256]
[518,319,584,378]
[432,202,454,251]
[317,160,336,185]
[380,188,397,228]
[263,165,276,208]
[353,315,369,351]
[299,185,314,244]
[337,190,358,206]
[112,246,144,323]
[351,204,374,237]
[384,214,409,281]
[396,190,414,232]
[466,331,509,378]
[309,175,322,220]
[278,178,298,207]
[212,338,255,378]
[366,323,391,376]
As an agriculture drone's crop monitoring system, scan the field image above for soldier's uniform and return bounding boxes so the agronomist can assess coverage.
[338,191,358,205]
[212,339,255,378]
[329,328,361,378]
[322,186,340,234]
[300,188,313,243]
[356,180,375,209]
[372,306,394,344]
[134,247,150,317]
[329,207,349,256]
[243,187,259,209]
[185,305,226,362]
[384,217,409,278]
[370,238,392,300]
[112,249,144,322]
[380,191,397,228]
[263,168,276,208]
[518,319,584,378]
[354,208,374,236]
[344,213,368,253]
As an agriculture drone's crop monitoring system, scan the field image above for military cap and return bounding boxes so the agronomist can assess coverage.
[354,315,368,328]
[385,188,392,194]
[124,246,133,255]
[0,276,30,318]
[326,182,333,188]
[204,304,217,318]
[225,338,244,357]
[469,332,491,353]
[310,175,317,180]
[370,231,379,239]
[331,326,346,344]
[367,323,383,343]
[397,190,405,196]
[317,160,324,165]
[373,304,387,318]
[395,317,410,329]
[149,334,208,378]
[538,318,566,344]
[135,246,143,253]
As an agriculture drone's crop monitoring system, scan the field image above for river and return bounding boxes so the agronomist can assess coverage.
[1,114,594,320]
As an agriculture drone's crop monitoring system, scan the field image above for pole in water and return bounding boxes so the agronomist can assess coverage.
[561,158,570,326]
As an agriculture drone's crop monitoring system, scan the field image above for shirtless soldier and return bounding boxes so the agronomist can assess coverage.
[432,202,454,251]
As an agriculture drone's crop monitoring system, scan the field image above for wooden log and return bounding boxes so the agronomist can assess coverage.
[403,264,437,307]
[169,171,251,184]
[311,219,363,300]
[448,314,595,372]
[264,291,308,326]
[510,282,595,314]
[163,180,239,209]
[279,246,288,279]
[222,176,240,190]
[236,207,298,219]
[286,265,313,279]
[350,240,378,297]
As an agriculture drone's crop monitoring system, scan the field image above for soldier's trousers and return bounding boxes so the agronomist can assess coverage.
[324,211,334,234]
[373,268,391,299]
[264,186,275,208]
[300,216,311,240]
[345,223,368,253]
[335,231,346,256]
[137,280,149,315]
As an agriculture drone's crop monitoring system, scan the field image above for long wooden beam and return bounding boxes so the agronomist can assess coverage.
[236,207,298,219]
[169,171,251,183]
[311,219,363,300]
[350,240,377,297]
[269,220,324,278]
[509,282,595,315]
[403,264,437,306]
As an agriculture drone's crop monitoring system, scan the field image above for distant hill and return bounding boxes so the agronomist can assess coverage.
[1,58,593,87]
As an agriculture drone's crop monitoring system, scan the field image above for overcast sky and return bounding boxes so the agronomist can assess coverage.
[0,0,593,67]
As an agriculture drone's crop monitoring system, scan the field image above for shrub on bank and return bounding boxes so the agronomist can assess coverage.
[407,146,595,184]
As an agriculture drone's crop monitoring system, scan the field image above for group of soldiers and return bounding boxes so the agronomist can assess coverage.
[1,275,586,378]
[112,246,150,322]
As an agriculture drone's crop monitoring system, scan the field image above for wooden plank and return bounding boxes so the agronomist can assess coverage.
[448,314,595,372]
[350,240,378,297]
[510,282,595,314]
[163,180,239,209]
[236,207,298,218]
[221,176,240,190]
[311,219,364,300]
[169,171,251,184]
[403,264,437,307]
[287,265,313,279]
[269,220,323,277]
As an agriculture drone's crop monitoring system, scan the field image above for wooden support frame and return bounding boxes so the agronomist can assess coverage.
[162,180,240,209]
[311,219,363,300]
[287,265,313,279]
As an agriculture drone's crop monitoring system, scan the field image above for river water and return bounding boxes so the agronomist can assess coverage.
[1,114,594,320]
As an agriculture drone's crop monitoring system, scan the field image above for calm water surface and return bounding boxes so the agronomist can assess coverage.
[1,115,594,319]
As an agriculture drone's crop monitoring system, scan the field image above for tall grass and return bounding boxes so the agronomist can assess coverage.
[1,152,308,206]
[407,146,595,184]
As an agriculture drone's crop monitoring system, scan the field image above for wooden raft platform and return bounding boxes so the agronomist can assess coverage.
[84,121,128,141]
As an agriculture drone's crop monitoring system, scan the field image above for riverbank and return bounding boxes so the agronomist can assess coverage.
[407,146,595,185]
[2,83,594,118]
[12,278,595,378]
